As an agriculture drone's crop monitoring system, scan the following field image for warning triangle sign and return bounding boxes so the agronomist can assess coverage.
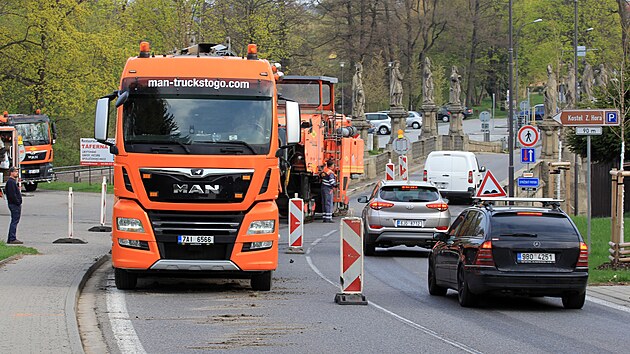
[476,170,507,197]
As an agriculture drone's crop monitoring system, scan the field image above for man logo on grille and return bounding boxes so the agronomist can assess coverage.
[173,184,220,194]
[191,168,204,176]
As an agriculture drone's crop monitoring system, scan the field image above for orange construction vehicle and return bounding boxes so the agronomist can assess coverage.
[93,42,300,290]
[276,76,364,219]
[1,110,56,191]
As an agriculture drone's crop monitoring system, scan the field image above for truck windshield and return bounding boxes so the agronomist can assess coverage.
[123,95,272,155]
[15,122,50,146]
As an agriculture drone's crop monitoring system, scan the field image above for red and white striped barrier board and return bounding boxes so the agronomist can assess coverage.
[286,197,304,254]
[385,160,395,181]
[399,155,408,181]
[334,217,368,305]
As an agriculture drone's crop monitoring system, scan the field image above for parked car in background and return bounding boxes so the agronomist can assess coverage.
[437,106,473,122]
[518,104,544,121]
[364,112,391,135]
[357,180,451,256]
[379,110,423,129]
[428,197,589,309]
[423,150,485,202]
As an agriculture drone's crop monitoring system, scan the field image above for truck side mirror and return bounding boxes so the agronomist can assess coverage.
[285,101,301,144]
[95,98,110,142]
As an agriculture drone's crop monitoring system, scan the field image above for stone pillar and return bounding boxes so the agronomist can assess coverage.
[352,117,371,153]
[386,106,407,150]
[447,104,466,150]
[420,104,438,139]
[538,119,561,160]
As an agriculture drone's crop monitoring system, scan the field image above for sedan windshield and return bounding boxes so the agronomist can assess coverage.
[123,95,272,155]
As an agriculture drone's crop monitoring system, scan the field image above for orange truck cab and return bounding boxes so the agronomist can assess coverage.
[94,42,300,291]
[2,111,56,191]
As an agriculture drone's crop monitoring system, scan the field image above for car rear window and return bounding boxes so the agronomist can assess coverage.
[489,213,580,241]
[379,185,439,202]
[427,156,451,171]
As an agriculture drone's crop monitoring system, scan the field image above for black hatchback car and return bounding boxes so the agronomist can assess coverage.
[428,198,588,309]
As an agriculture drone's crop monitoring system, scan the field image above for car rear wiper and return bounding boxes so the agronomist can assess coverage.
[500,233,538,237]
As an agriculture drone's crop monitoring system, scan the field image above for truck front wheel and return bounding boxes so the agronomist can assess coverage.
[251,271,273,291]
[24,182,37,192]
[114,268,137,290]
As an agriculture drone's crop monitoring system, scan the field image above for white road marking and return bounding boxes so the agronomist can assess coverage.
[106,279,147,354]
[305,230,482,354]
[587,295,630,314]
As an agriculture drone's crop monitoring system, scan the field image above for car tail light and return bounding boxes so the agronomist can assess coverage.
[423,170,427,181]
[516,212,543,216]
[426,203,448,212]
[369,201,394,210]
[576,242,589,268]
[369,224,383,229]
[468,171,473,184]
[474,241,495,266]
[436,225,448,231]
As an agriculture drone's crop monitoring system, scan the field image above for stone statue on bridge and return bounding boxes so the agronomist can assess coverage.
[423,57,434,105]
[449,66,462,106]
[390,60,404,107]
[543,64,557,117]
[581,63,594,102]
[594,63,609,87]
[352,62,366,119]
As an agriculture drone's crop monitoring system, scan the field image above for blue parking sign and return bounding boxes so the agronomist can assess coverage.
[606,111,618,124]
[521,148,536,164]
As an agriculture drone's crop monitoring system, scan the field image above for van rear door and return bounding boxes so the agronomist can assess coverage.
[449,154,470,192]
[426,152,452,191]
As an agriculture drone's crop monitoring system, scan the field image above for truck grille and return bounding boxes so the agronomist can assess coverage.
[147,210,244,260]
[24,151,47,162]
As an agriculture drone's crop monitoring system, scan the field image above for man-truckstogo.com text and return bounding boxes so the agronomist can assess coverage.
[147,78,251,90]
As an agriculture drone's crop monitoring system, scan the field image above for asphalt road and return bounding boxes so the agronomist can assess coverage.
[84,172,628,354]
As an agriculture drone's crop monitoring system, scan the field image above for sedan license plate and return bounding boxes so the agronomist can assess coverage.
[395,219,424,227]
[517,252,555,263]
[178,235,214,245]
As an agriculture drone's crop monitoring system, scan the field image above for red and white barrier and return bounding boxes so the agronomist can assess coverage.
[286,197,304,254]
[53,187,86,243]
[385,159,395,181]
[399,155,408,181]
[334,217,368,305]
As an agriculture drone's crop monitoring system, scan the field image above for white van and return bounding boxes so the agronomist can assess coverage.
[423,151,486,201]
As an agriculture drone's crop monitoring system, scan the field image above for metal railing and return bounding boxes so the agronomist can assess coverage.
[54,165,114,184]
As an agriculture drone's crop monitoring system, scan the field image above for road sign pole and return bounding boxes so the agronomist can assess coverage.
[587,135,591,253]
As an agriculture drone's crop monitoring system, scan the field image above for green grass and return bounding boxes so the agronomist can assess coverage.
[0,242,38,261]
[571,215,630,284]
[38,181,114,194]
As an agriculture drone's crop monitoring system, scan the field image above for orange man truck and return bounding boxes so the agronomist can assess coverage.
[94,42,300,290]
[2,110,56,191]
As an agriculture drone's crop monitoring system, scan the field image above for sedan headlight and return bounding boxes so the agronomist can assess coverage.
[116,217,145,233]
[247,220,275,234]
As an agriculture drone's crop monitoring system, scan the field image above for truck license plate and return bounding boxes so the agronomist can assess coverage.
[178,235,214,245]
[517,252,555,263]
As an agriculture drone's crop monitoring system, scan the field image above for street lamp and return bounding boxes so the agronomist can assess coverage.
[340,61,345,116]
[514,18,543,118]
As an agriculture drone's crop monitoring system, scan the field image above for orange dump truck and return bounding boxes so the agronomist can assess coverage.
[1,110,56,191]
[94,42,300,290]
[276,76,364,219]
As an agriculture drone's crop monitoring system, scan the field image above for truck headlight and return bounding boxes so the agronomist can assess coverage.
[116,217,145,233]
[118,238,149,250]
[247,220,275,234]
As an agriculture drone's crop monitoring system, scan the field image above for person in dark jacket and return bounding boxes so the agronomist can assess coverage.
[320,160,337,223]
[5,166,23,244]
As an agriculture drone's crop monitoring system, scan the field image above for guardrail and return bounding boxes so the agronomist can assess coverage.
[54,165,113,184]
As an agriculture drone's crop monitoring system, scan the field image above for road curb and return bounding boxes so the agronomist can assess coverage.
[0,254,22,268]
[67,253,111,354]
